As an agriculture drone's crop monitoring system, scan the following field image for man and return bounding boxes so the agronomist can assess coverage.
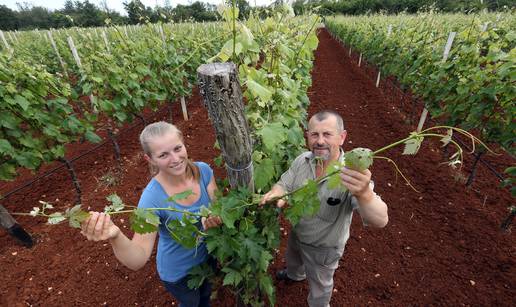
[260,110,388,307]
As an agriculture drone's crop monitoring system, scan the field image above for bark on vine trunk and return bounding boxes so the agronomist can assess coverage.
[466,151,483,187]
[197,62,254,191]
[59,158,82,204]
[107,128,122,169]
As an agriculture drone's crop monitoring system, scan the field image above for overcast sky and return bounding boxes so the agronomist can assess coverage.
[0,0,276,14]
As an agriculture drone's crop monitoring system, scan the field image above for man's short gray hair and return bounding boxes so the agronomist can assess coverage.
[310,110,344,132]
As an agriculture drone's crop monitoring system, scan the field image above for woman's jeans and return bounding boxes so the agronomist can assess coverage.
[162,277,211,307]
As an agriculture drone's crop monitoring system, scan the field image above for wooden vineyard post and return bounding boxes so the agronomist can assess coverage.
[48,31,68,78]
[0,205,34,248]
[197,63,254,191]
[67,36,83,67]
[416,31,456,132]
[375,24,393,88]
[102,30,111,53]
[159,24,166,49]
[180,96,189,121]
[12,31,19,43]
[0,30,13,54]
[6,31,15,44]
[67,36,96,112]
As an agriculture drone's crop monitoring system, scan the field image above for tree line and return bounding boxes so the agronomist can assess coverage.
[1,0,513,31]
[0,0,247,31]
[293,0,515,15]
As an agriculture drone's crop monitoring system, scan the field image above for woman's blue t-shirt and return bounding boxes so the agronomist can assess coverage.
[137,161,213,282]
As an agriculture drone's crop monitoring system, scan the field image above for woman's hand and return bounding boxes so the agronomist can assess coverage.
[81,212,121,242]
[201,216,222,230]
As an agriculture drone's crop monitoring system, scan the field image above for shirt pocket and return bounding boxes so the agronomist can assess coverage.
[315,189,346,223]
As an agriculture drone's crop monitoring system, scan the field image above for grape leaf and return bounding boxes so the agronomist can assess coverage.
[258,250,273,272]
[167,190,194,203]
[205,227,240,262]
[84,130,102,143]
[187,262,214,290]
[47,212,66,225]
[131,208,160,234]
[285,179,319,225]
[210,188,249,229]
[246,79,273,103]
[66,205,90,228]
[326,160,345,190]
[327,172,345,191]
[242,237,262,262]
[166,215,201,249]
[0,139,14,155]
[259,274,275,306]
[258,122,287,152]
[222,267,243,286]
[254,158,274,191]
[105,194,125,213]
[403,133,424,155]
[199,206,211,217]
[345,148,374,171]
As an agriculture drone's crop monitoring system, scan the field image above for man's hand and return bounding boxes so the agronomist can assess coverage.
[201,216,222,230]
[341,168,389,227]
[81,212,121,242]
[340,168,374,203]
[260,185,287,208]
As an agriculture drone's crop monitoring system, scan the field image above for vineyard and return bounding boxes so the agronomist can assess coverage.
[1,7,515,307]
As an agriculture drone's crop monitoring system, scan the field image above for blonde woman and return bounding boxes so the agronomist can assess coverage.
[81,121,221,307]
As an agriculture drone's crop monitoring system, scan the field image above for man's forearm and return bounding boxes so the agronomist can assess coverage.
[357,189,389,228]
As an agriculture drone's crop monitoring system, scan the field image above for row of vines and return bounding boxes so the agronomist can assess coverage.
[0,21,226,182]
[325,12,514,162]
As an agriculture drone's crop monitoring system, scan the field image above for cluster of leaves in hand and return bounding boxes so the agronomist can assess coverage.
[25,190,201,241]
[315,126,489,196]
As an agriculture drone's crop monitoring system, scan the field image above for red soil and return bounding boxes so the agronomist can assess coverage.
[1,28,514,306]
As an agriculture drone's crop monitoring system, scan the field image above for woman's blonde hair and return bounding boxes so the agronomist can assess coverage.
[139,121,199,180]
